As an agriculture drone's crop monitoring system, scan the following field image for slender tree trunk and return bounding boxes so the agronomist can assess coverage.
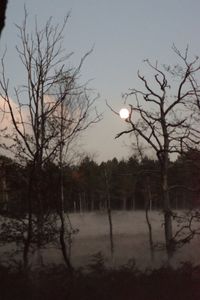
[58,101,73,273]
[161,161,174,260]
[59,164,73,273]
[132,180,136,210]
[35,95,46,265]
[2,170,8,212]
[104,169,114,258]
[35,164,44,266]
[73,201,76,213]
[160,104,174,260]
[91,193,94,211]
[23,166,34,270]
[122,193,126,210]
[145,176,154,262]
[79,193,82,213]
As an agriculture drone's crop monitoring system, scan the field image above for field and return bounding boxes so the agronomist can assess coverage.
[42,210,200,269]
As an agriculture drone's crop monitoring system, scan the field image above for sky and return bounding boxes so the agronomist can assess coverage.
[1,0,200,163]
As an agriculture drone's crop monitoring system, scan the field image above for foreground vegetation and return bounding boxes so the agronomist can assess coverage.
[0,257,200,300]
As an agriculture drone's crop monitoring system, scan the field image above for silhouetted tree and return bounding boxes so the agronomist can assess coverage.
[49,69,100,270]
[0,10,99,269]
[114,47,200,260]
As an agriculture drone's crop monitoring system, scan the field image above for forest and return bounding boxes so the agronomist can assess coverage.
[0,151,200,215]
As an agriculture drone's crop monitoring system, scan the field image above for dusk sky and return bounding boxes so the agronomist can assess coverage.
[1,0,200,162]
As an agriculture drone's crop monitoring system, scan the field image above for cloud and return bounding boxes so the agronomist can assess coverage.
[0,96,28,134]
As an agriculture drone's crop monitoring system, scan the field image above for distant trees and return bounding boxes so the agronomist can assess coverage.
[0,153,199,214]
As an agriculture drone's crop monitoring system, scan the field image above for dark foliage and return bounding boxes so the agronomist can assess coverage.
[0,151,199,216]
[0,260,199,300]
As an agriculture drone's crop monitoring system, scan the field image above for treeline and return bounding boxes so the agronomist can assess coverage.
[0,149,199,215]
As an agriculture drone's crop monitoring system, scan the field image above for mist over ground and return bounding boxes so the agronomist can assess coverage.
[10,210,198,269]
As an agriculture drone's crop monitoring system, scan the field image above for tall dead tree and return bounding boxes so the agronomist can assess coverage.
[115,47,200,260]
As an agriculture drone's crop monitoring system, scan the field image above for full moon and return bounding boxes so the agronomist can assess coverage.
[119,108,129,119]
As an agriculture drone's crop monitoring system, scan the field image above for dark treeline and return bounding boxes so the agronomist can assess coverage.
[0,149,199,216]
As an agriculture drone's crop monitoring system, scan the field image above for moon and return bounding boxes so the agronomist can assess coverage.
[119,108,129,119]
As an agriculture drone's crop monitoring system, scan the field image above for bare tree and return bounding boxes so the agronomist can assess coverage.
[114,48,200,260]
[130,134,155,262]
[0,11,100,269]
[49,73,100,271]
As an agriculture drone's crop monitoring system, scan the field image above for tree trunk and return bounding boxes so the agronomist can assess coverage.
[90,193,94,211]
[161,164,174,260]
[2,172,8,212]
[58,101,73,273]
[104,169,114,258]
[59,166,73,272]
[23,166,34,270]
[122,193,126,210]
[59,212,73,273]
[35,165,44,266]
[145,176,154,262]
[131,180,136,210]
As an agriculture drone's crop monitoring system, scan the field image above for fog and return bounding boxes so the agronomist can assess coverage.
[37,211,200,269]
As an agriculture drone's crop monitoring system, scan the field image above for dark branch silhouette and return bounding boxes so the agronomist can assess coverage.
[0,0,8,37]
